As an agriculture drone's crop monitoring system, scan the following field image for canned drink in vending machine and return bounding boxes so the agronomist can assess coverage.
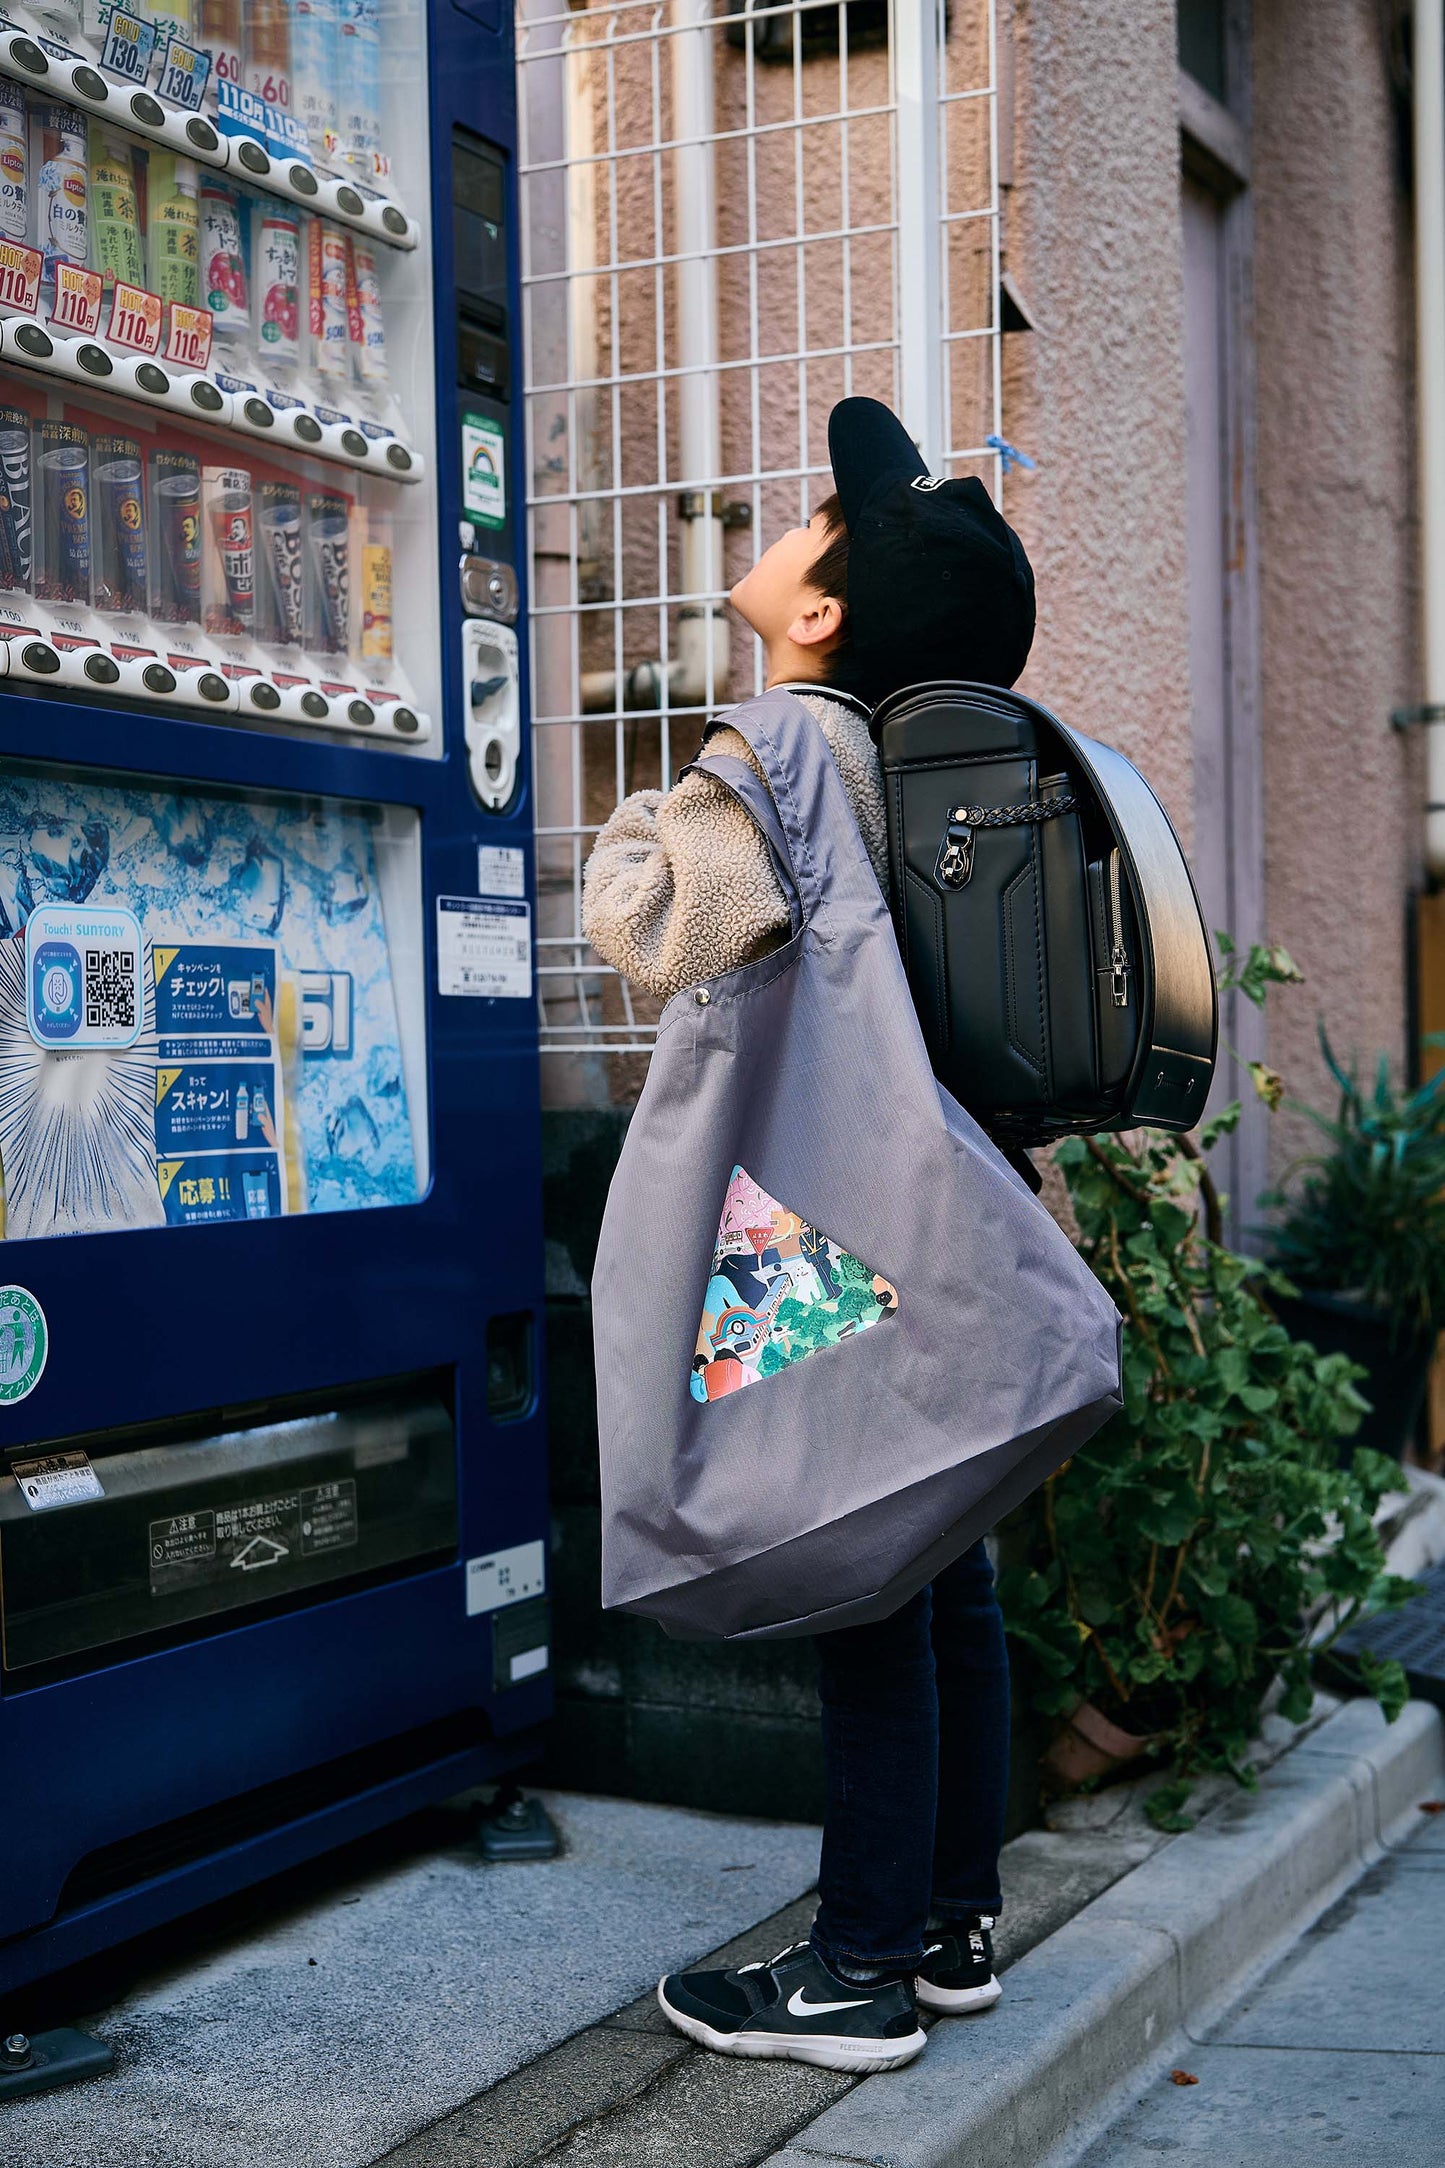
[346,237,388,391]
[34,104,89,296]
[257,478,303,647]
[0,82,29,246]
[244,0,293,128]
[203,465,254,638]
[93,433,148,616]
[201,177,250,352]
[0,405,32,595]
[304,488,349,654]
[200,0,244,102]
[293,0,340,165]
[89,125,144,295]
[307,217,351,398]
[35,419,91,606]
[148,446,202,624]
[253,206,301,374]
[359,529,392,664]
[148,154,202,312]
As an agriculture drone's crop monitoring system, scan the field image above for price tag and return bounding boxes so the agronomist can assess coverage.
[0,241,41,316]
[163,300,213,370]
[100,8,157,86]
[155,34,210,111]
[49,262,102,335]
[107,281,162,356]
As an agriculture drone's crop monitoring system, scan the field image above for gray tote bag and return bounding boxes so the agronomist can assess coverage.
[594,688,1122,1642]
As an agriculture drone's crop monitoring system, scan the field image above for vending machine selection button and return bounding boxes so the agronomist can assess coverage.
[71,66,107,102]
[300,692,328,719]
[142,664,177,695]
[83,655,120,685]
[189,381,224,414]
[197,674,230,703]
[235,140,270,178]
[130,93,165,129]
[293,416,323,445]
[12,324,51,359]
[19,643,58,674]
[135,363,169,395]
[249,684,281,711]
[337,187,366,218]
[289,166,319,197]
[186,118,219,153]
[5,38,46,77]
[347,700,375,728]
[76,344,112,377]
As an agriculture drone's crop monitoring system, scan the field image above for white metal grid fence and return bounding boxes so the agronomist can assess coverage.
[516,0,1001,1082]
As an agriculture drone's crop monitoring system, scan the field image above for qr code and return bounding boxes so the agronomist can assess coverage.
[85,947,136,1032]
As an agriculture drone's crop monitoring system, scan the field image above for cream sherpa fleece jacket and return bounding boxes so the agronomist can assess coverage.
[581,687,887,1000]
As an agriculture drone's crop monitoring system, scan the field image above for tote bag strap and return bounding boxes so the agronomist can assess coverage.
[678,749,805,941]
[708,691,889,937]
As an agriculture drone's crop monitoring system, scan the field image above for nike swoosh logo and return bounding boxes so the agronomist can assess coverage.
[786,1988,872,2017]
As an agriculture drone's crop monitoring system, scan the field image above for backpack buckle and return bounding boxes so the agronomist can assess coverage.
[936,818,975,889]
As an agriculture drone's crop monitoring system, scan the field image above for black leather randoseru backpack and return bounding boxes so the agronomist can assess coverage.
[872,681,1218,1148]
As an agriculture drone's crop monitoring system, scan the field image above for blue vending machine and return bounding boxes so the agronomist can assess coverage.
[0,0,547,1996]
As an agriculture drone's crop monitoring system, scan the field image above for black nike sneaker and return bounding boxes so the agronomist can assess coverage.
[658,1939,927,2073]
[915,1914,1001,2014]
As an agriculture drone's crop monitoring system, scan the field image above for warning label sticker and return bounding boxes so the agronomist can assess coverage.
[11,1448,103,1512]
[149,1480,358,1596]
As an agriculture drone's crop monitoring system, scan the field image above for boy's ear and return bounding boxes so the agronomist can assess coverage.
[787,593,846,650]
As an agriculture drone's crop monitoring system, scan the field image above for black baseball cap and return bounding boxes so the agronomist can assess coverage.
[827,397,1036,711]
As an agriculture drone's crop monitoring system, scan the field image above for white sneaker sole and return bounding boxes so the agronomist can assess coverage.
[915,1972,1002,2015]
[657,1980,927,2073]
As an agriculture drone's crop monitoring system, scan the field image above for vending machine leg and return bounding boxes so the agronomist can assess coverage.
[0,2026,114,2103]
[477,1782,561,1863]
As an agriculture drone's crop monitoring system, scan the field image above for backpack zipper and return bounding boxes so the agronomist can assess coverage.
[1106,849,1130,1008]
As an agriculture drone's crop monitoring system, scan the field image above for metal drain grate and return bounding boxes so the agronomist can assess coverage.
[1333,1558,1445,1705]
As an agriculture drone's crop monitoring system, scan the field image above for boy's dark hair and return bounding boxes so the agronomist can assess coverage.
[806,491,868,701]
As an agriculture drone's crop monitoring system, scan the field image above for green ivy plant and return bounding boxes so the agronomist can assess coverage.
[1000,942,1415,1829]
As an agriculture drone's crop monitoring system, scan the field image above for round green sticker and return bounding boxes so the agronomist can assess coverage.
[0,1286,47,1404]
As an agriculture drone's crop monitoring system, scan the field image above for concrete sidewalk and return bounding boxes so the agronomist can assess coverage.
[1067,1795,1445,2165]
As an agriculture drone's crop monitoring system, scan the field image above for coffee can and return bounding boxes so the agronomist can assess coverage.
[93,433,147,615]
[0,403,31,593]
[257,480,303,648]
[304,488,349,654]
[203,465,255,637]
[148,447,202,624]
[35,418,90,604]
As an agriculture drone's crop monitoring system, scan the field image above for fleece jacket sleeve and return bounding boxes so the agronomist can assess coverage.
[580,726,791,1000]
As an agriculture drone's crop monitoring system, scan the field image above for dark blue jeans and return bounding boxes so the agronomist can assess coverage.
[810,1539,1010,1978]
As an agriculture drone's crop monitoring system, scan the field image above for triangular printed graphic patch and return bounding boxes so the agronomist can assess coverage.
[691,1165,898,1403]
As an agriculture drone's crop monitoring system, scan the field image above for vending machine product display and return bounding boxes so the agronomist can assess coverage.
[0,0,540,1996]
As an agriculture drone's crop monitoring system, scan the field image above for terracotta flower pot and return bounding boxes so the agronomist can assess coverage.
[1043,1699,1159,1787]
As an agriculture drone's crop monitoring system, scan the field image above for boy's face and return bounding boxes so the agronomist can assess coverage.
[729,508,842,654]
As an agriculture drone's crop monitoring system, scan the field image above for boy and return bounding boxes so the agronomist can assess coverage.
[583,399,1037,2075]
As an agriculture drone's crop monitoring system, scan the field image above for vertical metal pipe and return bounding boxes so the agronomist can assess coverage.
[671,0,728,703]
[1416,0,1445,875]
[893,0,944,466]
